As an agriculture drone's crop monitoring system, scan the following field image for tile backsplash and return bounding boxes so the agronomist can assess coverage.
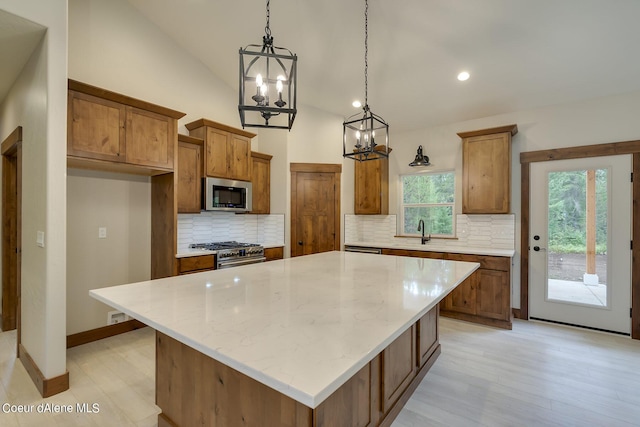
[177,212,285,252]
[345,214,515,250]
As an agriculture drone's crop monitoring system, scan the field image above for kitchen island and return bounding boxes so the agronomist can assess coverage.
[90,251,479,427]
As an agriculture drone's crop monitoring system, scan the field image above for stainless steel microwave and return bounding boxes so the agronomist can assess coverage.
[202,177,252,212]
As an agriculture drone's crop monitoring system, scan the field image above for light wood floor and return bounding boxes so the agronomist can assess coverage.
[0,318,639,426]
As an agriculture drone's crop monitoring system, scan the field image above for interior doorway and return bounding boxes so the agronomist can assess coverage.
[2,127,22,343]
[290,163,341,257]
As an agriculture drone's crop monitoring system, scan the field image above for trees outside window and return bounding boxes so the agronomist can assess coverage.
[401,172,455,236]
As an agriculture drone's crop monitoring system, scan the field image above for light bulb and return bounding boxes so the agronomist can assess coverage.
[256,74,263,87]
[276,79,283,93]
[260,83,267,96]
[277,75,286,81]
[352,100,362,108]
[457,71,470,81]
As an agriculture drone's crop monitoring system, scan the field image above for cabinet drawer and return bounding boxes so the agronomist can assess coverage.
[178,255,215,274]
[264,247,283,261]
[445,253,510,271]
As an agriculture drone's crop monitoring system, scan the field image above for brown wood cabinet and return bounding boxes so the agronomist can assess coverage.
[251,151,272,214]
[185,119,256,182]
[354,154,390,214]
[177,134,204,213]
[156,305,440,427]
[459,124,517,214]
[67,80,184,174]
[177,255,215,275]
[264,247,283,262]
[378,247,512,329]
[67,80,185,280]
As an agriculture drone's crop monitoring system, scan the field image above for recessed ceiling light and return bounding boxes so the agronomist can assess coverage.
[457,71,470,81]
[352,100,362,108]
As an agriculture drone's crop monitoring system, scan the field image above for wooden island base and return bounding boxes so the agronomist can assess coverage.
[156,306,440,427]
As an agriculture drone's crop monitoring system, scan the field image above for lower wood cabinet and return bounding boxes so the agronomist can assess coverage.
[380,248,512,329]
[382,327,416,413]
[264,247,284,262]
[156,307,441,427]
[177,255,215,275]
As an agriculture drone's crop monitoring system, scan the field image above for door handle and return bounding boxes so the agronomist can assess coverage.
[298,241,303,246]
[533,246,547,252]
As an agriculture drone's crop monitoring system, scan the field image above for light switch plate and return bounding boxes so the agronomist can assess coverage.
[98,227,107,239]
[36,231,45,247]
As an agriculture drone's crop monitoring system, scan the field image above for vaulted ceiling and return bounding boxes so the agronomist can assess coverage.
[125,0,640,132]
[0,10,46,104]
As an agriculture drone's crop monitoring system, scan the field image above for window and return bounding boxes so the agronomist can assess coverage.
[400,171,455,237]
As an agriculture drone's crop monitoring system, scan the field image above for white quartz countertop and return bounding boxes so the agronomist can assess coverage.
[345,241,515,257]
[90,251,479,408]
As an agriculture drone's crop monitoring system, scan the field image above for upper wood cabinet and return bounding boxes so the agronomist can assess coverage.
[251,151,272,214]
[67,79,185,174]
[185,119,256,182]
[177,134,204,214]
[354,151,390,215]
[459,124,517,214]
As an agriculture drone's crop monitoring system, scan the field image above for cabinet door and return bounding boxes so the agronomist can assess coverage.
[125,106,175,169]
[443,272,477,315]
[228,134,251,181]
[462,133,510,214]
[264,247,283,261]
[68,90,126,162]
[354,158,388,214]
[178,255,215,275]
[417,307,438,367]
[177,141,202,213]
[382,326,416,414]
[205,127,230,178]
[251,156,270,214]
[476,269,510,320]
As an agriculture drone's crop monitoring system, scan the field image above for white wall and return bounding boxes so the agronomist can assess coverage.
[0,0,67,379]
[391,89,640,308]
[66,169,150,335]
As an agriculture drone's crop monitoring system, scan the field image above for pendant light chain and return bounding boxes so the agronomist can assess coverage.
[265,0,272,37]
[364,0,368,109]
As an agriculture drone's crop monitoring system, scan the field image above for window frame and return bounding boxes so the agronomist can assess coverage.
[399,170,456,238]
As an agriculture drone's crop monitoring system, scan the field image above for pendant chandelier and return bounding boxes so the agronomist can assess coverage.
[239,0,297,130]
[343,0,389,162]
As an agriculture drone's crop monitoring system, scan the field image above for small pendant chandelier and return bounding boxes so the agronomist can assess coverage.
[343,0,389,162]
[239,0,297,130]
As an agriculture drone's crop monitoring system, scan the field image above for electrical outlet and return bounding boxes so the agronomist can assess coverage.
[107,310,129,325]
[98,227,107,239]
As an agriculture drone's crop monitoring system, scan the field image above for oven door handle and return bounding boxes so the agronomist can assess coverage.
[217,257,266,268]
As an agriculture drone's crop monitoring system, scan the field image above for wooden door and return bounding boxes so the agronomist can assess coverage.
[205,127,229,178]
[290,164,341,257]
[125,106,175,169]
[442,273,477,315]
[228,134,251,181]
[177,138,202,213]
[462,132,511,214]
[382,326,416,414]
[67,90,126,162]
[251,152,271,214]
[2,127,22,338]
[354,158,388,214]
[476,269,510,321]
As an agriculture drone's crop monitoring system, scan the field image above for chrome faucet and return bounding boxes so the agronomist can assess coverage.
[417,219,430,244]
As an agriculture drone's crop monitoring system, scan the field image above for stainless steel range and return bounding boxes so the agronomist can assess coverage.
[189,241,265,269]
